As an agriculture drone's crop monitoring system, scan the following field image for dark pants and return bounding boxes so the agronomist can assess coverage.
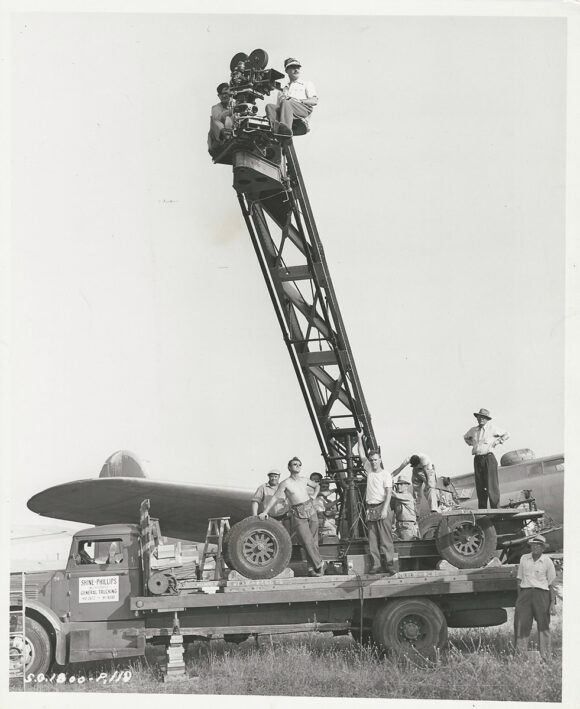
[514,587,552,659]
[367,506,395,570]
[474,453,500,508]
[291,511,322,570]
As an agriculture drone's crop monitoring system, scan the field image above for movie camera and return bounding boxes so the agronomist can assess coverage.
[228,49,284,117]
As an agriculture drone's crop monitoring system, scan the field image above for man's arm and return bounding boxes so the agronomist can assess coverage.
[492,426,510,447]
[463,427,475,445]
[391,457,410,478]
[259,481,287,518]
[380,486,392,519]
[356,430,368,466]
[546,557,558,614]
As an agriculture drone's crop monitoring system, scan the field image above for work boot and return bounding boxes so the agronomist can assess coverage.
[277,123,292,136]
[368,566,382,575]
[310,562,325,577]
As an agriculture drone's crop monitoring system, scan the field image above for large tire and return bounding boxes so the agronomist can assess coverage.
[435,514,497,568]
[223,517,292,580]
[10,617,53,676]
[500,449,535,466]
[418,512,443,540]
[371,599,448,661]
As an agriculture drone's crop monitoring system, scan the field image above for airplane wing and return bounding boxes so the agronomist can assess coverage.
[27,478,254,541]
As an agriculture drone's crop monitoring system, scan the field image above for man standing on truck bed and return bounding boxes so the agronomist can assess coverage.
[391,453,439,513]
[464,408,509,508]
[259,457,324,576]
[251,469,291,533]
[357,431,396,575]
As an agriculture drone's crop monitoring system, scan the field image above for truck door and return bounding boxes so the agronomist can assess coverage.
[67,534,139,622]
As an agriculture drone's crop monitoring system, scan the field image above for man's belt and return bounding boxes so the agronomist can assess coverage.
[291,499,315,518]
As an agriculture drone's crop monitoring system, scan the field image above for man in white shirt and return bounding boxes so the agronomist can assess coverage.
[463,408,509,508]
[265,58,318,137]
[514,535,557,660]
[357,431,396,575]
[207,82,233,155]
[391,453,438,513]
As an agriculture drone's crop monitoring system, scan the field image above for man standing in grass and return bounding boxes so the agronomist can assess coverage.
[357,431,396,575]
[514,535,557,660]
[259,457,324,576]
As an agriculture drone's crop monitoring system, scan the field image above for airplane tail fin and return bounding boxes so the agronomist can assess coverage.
[99,450,147,478]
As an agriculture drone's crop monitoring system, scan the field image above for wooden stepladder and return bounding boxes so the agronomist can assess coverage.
[200,517,231,580]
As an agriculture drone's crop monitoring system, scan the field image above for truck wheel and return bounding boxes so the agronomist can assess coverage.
[223,517,292,579]
[371,599,447,661]
[435,514,497,568]
[418,512,443,540]
[10,617,53,676]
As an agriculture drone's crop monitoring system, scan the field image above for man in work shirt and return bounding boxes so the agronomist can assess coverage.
[514,535,557,660]
[251,469,290,532]
[391,453,439,513]
[265,58,318,137]
[391,478,419,541]
[357,431,396,575]
[464,408,509,508]
[259,457,324,576]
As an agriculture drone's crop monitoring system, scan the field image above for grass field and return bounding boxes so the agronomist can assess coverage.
[10,607,562,701]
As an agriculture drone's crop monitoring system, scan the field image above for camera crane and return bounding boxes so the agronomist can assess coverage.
[212,49,376,544]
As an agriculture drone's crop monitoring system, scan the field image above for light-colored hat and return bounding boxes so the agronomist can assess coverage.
[284,57,301,69]
[528,534,548,546]
[267,469,280,477]
[474,408,492,420]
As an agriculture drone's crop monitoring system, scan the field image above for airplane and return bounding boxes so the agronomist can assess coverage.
[26,448,564,553]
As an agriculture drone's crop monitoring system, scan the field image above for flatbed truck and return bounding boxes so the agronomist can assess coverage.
[10,507,519,680]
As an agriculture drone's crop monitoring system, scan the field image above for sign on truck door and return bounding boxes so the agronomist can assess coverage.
[67,535,137,621]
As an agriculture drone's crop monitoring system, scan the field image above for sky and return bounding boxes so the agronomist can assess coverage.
[6,10,568,528]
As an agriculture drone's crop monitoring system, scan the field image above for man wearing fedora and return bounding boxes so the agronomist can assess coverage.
[464,408,509,508]
[265,58,318,137]
[514,535,557,660]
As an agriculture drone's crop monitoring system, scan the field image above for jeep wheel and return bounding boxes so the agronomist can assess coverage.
[223,517,292,579]
[435,514,497,568]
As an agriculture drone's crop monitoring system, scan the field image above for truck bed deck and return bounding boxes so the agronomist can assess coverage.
[131,565,518,612]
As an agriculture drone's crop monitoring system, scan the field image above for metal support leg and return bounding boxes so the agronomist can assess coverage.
[163,612,186,681]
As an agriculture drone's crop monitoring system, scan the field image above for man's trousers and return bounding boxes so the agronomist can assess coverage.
[367,509,395,570]
[265,98,311,132]
[291,512,322,570]
[474,452,500,508]
[514,587,552,659]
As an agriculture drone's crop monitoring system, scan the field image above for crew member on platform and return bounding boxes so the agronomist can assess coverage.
[265,58,318,137]
[356,431,396,575]
[391,478,419,541]
[391,453,439,513]
[464,408,509,508]
[514,535,557,660]
[207,82,233,156]
[313,479,338,538]
[259,457,324,576]
[251,469,290,531]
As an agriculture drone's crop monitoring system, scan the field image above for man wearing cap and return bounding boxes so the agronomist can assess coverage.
[251,470,290,531]
[265,58,318,137]
[391,454,439,513]
[259,457,324,576]
[207,82,233,155]
[464,408,509,508]
[391,478,419,541]
[514,535,557,660]
[356,431,396,575]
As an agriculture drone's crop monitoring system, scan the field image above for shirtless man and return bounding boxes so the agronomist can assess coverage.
[259,457,324,576]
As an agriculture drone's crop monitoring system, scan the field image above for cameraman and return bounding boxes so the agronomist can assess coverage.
[265,58,318,136]
[208,82,233,155]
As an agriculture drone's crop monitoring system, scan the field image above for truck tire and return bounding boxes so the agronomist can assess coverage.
[371,599,447,661]
[435,514,497,568]
[500,449,535,466]
[223,517,292,579]
[418,512,443,540]
[10,617,53,676]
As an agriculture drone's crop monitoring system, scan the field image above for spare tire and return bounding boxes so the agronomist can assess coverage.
[435,514,497,569]
[418,512,443,540]
[500,449,535,466]
[223,517,292,580]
